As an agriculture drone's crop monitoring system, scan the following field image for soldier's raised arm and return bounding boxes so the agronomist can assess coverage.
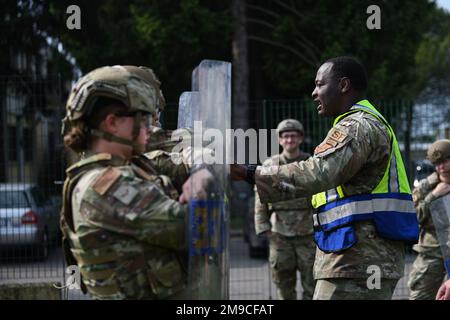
[234,114,387,205]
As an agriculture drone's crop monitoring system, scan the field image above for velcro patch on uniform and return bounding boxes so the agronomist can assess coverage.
[92,167,121,195]
[329,128,347,143]
[112,183,139,205]
[314,128,349,156]
[133,188,157,213]
[314,142,334,155]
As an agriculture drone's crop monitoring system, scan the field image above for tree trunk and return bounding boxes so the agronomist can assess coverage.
[232,0,249,131]
[231,0,252,230]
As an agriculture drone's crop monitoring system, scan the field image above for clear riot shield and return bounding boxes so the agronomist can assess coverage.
[430,194,450,277]
[177,60,231,299]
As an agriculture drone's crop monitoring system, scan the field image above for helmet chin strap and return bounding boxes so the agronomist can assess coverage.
[131,111,144,155]
[89,111,146,156]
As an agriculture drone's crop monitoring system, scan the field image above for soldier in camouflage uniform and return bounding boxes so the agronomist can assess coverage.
[60,65,211,299]
[255,119,316,300]
[121,65,193,193]
[144,128,199,194]
[408,139,450,300]
[231,56,419,300]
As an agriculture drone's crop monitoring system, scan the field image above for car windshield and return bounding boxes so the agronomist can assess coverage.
[0,190,29,208]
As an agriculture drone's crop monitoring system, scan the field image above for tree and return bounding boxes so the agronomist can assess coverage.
[245,0,436,101]
[46,0,232,106]
[232,0,249,130]
[415,7,450,105]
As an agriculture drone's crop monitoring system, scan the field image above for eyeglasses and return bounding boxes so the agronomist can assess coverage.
[280,133,301,139]
[115,112,154,129]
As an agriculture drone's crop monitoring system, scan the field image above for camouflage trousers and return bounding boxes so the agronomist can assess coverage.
[269,233,316,300]
[408,249,447,300]
[313,278,399,300]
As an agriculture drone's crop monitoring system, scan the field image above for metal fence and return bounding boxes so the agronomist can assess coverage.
[0,75,77,299]
[229,99,449,300]
[0,74,449,299]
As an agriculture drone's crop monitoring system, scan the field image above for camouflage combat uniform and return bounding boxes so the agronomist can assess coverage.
[255,153,316,300]
[61,152,190,299]
[144,149,190,193]
[255,106,406,300]
[147,127,175,153]
[408,172,448,300]
[144,127,212,193]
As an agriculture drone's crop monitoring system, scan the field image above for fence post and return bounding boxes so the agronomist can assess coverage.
[404,100,413,180]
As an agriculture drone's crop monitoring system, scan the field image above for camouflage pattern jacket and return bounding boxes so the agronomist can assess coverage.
[412,172,444,257]
[144,128,215,194]
[255,107,406,280]
[60,152,188,299]
[144,150,190,194]
[254,153,313,237]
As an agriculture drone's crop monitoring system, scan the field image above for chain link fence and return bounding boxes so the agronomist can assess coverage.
[0,74,448,299]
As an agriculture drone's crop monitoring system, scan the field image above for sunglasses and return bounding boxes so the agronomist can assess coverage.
[114,112,153,129]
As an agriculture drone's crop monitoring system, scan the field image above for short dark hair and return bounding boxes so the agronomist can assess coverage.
[325,56,368,92]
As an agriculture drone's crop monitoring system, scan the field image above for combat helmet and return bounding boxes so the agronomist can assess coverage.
[122,65,166,111]
[276,119,304,135]
[427,139,450,164]
[63,65,162,152]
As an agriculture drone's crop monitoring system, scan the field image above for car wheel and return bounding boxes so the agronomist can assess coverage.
[37,229,49,261]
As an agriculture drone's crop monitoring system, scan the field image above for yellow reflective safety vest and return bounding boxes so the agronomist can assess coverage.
[311,100,419,253]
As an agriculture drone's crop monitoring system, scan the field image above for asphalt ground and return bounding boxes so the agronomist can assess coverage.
[0,234,415,300]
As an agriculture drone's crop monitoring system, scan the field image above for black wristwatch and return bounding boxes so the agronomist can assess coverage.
[245,165,257,185]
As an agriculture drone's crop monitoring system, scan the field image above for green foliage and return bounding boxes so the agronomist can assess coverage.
[248,0,437,101]
[1,0,50,74]
[4,0,449,106]
[46,0,231,104]
[415,7,450,103]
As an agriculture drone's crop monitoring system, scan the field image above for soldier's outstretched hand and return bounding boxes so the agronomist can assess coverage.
[179,168,215,203]
[436,279,450,300]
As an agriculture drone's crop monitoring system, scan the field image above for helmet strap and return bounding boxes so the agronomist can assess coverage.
[131,112,144,155]
[89,111,145,154]
[90,129,134,147]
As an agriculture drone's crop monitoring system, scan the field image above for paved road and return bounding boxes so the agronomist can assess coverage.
[230,235,415,300]
[0,235,415,300]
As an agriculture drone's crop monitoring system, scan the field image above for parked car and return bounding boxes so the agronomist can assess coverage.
[243,193,268,258]
[0,183,60,260]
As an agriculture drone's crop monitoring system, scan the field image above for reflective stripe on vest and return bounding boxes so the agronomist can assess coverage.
[312,193,418,241]
[311,100,419,251]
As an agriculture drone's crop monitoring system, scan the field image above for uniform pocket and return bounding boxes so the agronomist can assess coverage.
[115,264,152,299]
[147,259,185,298]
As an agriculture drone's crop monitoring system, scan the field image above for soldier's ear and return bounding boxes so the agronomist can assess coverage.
[102,113,120,133]
[339,77,351,93]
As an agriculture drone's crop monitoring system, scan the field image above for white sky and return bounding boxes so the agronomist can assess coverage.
[436,0,450,12]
